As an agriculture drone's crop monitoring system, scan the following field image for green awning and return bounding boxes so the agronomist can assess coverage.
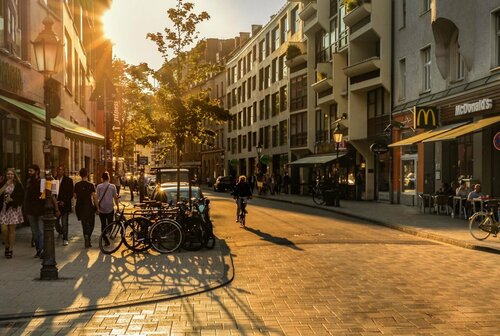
[0,94,104,143]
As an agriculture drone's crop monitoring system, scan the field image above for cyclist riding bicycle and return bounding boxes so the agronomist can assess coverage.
[232,175,252,226]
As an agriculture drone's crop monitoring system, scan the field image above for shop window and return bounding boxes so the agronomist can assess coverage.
[402,159,416,193]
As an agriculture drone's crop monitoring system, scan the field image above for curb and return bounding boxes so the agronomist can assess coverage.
[256,195,500,255]
[0,240,235,321]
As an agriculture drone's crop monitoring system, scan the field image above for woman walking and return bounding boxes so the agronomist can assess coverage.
[0,168,24,258]
[96,172,119,239]
[74,168,98,248]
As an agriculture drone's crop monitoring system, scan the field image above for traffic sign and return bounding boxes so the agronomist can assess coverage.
[139,156,149,166]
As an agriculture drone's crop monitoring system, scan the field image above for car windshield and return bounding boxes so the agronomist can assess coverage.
[163,187,202,201]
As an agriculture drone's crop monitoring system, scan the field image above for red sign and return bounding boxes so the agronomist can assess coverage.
[494,132,500,151]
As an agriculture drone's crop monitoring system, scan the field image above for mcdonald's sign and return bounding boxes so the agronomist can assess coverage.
[413,106,438,129]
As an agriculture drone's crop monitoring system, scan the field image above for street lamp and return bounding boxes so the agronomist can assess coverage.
[220,152,225,176]
[333,124,343,170]
[32,17,63,280]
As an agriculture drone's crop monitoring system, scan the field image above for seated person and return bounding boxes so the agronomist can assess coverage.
[467,184,483,200]
[436,182,454,196]
[455,180,468,198]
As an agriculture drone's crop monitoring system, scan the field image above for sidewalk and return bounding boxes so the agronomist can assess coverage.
[0,189,232,321]
[254,191,500,254]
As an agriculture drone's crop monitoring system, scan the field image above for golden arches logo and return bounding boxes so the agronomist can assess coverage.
[414,107,437,129]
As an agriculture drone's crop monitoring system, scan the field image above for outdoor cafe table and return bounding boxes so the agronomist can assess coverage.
[453,196,467,219]
[471,197,500,213]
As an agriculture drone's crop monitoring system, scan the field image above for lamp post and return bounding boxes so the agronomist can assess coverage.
[220,152,225,176]
[32,17,63,280]
[332,125,343,206]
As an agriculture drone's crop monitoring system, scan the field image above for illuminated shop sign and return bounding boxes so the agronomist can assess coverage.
[414,106,438,129]
[455,98,493,116]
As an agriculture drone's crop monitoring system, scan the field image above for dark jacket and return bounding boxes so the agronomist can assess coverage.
[24,177,44,216]
[232,182,252,198]
[57,176,74,213]
[5,181,24,211]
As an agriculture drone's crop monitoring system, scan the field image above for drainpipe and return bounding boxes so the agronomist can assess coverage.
[389,0,395,204]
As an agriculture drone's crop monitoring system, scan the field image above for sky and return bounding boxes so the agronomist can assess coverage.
[103,0,286,70]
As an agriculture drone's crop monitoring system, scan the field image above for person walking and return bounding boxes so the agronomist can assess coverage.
[96,172,119,238]
[138,171,146,203]
[114,172,122,195]
[74,168,98,248]
[25,164,55,258]
[55,165,74,246]
[283,172,291,194]
[0,168,24,258]
[275,172,282,195]
[129,176,135,201]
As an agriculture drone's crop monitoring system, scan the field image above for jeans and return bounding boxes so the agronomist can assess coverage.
[27,215,44,252]
[99,211,114,232]
[55,212,69,240]
[80,215,95,238]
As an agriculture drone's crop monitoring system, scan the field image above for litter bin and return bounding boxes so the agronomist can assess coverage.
[325,189,340,207]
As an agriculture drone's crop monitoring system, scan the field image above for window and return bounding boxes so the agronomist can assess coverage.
[496,11,500,67]
[238,135,242,153]
[279,120,288,146]
[74,55,79,103]
[79,61,85,109]
[272,125,278,147]
[259,39,266,62]
[272,26,279,52]
[271,58,277,83]
[402,159,416,193]
[259,99,265,120]
[280,86,287,112]
[421,46,431,92]
[399,58,406,100]
[265,95,270,119]
[367,87,385,118]
[422,0,431,13]
[64,30,73,91]
[291,6,299,35]
[290,112,307,147]
[247,132,252,151]
[271,92,279,116]
[290,74,308,111]
[253,102,257,122]
[2,0,26,57]
[264,66,270,89]
[451,33,465,81]
[330,0,338,17]
[280,15,288,44]
[242,135,247,150]
[264,126,270,148]
[401,0,406,28]
[259,68,264,90]
[238,111,242,129]
[242,107,247,127]
[279,55,287,79]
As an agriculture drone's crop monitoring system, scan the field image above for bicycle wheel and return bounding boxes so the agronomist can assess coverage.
[99,222,124,254]
[123,217,151,252]
[312,188,325,205]
[239,212,246,227]
[150,219,183,254]
[469,211,492,241]
[182,217,207,251]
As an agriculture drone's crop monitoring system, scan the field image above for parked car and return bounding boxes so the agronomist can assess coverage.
[213,176,234,192]
[151,182,204,203]
[146,178,157,198]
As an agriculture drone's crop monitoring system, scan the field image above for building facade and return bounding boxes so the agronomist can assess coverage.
[390,0,500,206]
[0,0,111,181]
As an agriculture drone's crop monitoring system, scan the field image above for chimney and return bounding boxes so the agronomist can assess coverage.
[251,24,262,36]
[235,36,240,48]
[239,32,250,45]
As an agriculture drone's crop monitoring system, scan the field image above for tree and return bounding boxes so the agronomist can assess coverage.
[147,0,230,201]
[111,59,156,172]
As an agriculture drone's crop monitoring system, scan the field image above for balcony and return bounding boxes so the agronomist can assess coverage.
[299,1,325,35]
[343,2,372,28]
[285,42,308,68]
[344,56,380,78]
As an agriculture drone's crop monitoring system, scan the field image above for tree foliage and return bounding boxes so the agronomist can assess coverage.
[146,0,229,153]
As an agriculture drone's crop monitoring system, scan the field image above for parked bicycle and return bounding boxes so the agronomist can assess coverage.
[469,200,500,241]
[312,179,325,205]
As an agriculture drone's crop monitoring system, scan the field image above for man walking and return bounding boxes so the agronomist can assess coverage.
[55,165,74,246]
[283,172,291,194]
[25,165,46,257]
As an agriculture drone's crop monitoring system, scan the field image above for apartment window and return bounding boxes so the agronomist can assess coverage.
[232,66,237,83]
[291,6,299,35]
[64,30,73,91]
[265,66,271,88]
[290,74,308,111]
[231,138,237,155]
[227,69,231,84]
[279,120,288,146]
[279,55,287,79]
[247,78,252,98]
[399,58,406,100]
[248,52,253,71]
[238,59,242,79]
[259,99,265,120]
[252,132,257,148]
[79,62,85,109]
[272,125,278,147]
[367,87,385,118]
[265,95,270,119]
[259,39,266,62]
[421,46,431,92]
[422,0,431,13]
[290,112,307,147]
[242,107,247,127]
[280,86,287,112]
[264,126,270,148]
[2,0,26,57]
[280,15,288,44]
[253,102,257,122]
[238,111,242,129]
[252,75,256,91]
[496,11,500,67]
[237,86,242,104]
[400,0,406,29]
[259,68,264,90]
[272,26,279,51]
[242,82,246,102]
[451,33,465,81]
[247,106,252,126]
[271,92,279,116]
[242,135,247,150]
[271,58,277,83]
[247,132,252,151]
[238,135,242,153]
[74,56,79,103]
[228,114,232,132]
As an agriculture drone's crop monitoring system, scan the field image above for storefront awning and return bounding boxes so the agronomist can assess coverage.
[0,94,104,143]
[288,153,347,166]
[388,122,469,147]
[423,115,500,142]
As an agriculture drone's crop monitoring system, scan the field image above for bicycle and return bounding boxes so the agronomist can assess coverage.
[312,179,325,205]
[469,201,500,241]
[237,197,249,227]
